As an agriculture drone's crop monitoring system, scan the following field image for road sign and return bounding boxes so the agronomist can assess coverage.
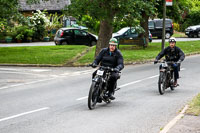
[166,0,173,6]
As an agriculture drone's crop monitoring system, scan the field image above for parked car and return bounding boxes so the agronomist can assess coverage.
[185,25,200,38]
[148,19,174,39]
[112,27,152,43]
[54,28,97,46]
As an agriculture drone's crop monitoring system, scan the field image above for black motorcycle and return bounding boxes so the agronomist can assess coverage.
[157,61,178,95]
[88,64,120,110]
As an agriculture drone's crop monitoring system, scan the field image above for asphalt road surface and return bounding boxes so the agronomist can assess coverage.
[0,55,200,133]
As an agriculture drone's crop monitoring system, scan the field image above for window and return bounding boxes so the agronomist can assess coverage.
[148,21,154,29]
[64,30,73,36]
[74,30,87,36]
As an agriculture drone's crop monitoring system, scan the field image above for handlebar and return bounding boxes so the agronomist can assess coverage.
[88,64,120,73]
[156,60,180,65]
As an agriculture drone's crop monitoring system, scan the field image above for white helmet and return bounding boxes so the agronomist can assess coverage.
[169,37,176,43]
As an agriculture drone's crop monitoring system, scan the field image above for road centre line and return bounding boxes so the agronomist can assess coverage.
[0,69,93,90]
[76,68,186,101]
[0,78,54,90]
[76,96,88,101]
[0,71,46,76]
[0,107,50,122]
[76,74,159,101]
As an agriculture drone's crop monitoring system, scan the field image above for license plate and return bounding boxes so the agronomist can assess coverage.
[97,70,104,76]
[185,32,189,34]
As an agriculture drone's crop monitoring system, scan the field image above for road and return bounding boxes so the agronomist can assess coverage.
[0,55,200,133]
[0,37,200,47]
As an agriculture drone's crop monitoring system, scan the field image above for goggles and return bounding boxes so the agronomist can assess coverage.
[169,39,176,43]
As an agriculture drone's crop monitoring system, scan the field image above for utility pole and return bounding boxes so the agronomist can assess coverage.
[162,0,166,50]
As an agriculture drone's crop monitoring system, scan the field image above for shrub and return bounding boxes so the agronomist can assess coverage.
[173,23,180,31]
[29,10,50,40]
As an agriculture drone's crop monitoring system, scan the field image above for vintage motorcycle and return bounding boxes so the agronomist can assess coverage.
[88,64,120,110]
[157,61,179,95]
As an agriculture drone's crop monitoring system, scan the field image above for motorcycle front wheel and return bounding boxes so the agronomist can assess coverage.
[158,72,166,95]
[170,71,175,91]
[88,81,99,110]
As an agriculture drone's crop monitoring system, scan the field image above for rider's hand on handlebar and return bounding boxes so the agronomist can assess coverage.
[154,60,158,64]
[114,68,120,72]
[91,63,97,68]
[177,60,181,64]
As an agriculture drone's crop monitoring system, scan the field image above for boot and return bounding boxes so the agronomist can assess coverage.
[108,92,115,100]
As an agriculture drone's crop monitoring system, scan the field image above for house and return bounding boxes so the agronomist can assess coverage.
[19,0,71,13]
[18,0,75,27]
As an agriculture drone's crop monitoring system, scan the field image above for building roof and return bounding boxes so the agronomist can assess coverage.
[19,0,71,11]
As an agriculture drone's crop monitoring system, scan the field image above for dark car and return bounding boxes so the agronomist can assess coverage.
[54,28,97,46]
[148,19,174,39]
[185,25,200,38]
[112,27,152,43]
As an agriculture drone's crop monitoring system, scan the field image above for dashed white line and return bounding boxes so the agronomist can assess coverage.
[0,78,54,90]
[76,96,88,101]
[76,67,186,101]
[77,74,159,101]
[0,107,50,122]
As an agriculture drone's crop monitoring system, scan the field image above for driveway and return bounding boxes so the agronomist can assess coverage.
[0,41,55,47]
[1,37,200,47]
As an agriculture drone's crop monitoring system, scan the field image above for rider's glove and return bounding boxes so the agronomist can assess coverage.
[91,63,97,68]
[154,60,158,64]
[114,68,120,72]
[177,60,181,64]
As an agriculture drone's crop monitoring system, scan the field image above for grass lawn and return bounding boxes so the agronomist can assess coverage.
[172,31,187,38]
[0,41,200,66]
[0,45,87,65]
[186,93,200,116]
[77,41,200,65]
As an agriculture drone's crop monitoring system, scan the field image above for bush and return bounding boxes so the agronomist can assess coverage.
[29,10,50,40]
[14,25,35,41]
[173,23,180,32]
[181,8,200,31]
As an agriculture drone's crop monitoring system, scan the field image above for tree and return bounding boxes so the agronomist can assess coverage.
[139,0,157,46]
[0,0,19,20]
[66,0,144,56]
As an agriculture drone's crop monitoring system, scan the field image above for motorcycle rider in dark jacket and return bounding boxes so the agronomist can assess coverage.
[91,38,124,100]
[154,37,185,86]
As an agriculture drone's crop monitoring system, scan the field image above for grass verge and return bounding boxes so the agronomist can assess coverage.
[0,45,87,65]
[172,31,187,38]
[186,94,200,116]
[77,40,200,65]
[1,41,200,66]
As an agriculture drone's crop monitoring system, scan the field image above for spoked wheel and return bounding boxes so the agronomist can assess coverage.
[88,82,99,110]
[158,72,166,95]
[170,72,175,91]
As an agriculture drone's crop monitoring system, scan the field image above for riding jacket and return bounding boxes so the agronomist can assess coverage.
[156,46,185,62]
[93,47,124,71]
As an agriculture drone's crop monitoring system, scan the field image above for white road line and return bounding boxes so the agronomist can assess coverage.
[0,107,50,122]
[76,67,186,101]
[0,71,46,76]
[118,79,143,88]
[0,78,54,90]
[0,68,19,71]
[159,105,188,133]
[76,96,88,101]
[77,74,159,101]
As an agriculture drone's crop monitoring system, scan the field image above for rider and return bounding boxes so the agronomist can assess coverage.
[154,37,185,86]
[91,38,124,100]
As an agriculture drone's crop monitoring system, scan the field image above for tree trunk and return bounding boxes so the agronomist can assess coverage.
[95,20,113,56]
[140,12,149,46]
